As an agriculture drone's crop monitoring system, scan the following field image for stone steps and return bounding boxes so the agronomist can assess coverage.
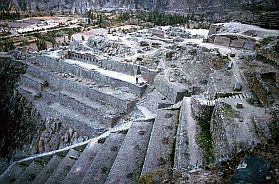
[20,73,47,91]
[25,63,137,112]
[32,56,146,96]
[0,163,28,184]
[32,155,63,184]
[203,93,251,106]
[59,90,123,127]
[174,97,203,174]
[45,149,81,184]
[0,133,128,184]
[14,161,44,184]
[105,120,154,184]
[17,85,41,101]
[62,141,103,184]
[36,101,105,137]
[154,75,189,103]
[141,109,179,182]
[1,108,183,184]
[81,132,126,184]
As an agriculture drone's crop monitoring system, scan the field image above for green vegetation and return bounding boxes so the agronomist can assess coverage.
[268,117,279,143]
[139,169,171,184]
[31,27,81,49]
[116,11,192,26]
[136,12,191,26]
[86,10,109,28]
[194,106,214,165]
[168,110,180,168]
[139,173,153,184]
[196,119,214,165]
[0,11,20,20]
[85,10,208,29]
[245,71,269,107]
[0,37,15,52]
[252,119,266,143]
[223,104,240,118]
[35,38,47,51]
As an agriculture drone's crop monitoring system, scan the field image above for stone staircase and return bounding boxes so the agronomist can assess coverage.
[174,97,203,173]
[199,92,252,106]
[1,50,225,183]
[0,84,209,183]
[15,52,150,139]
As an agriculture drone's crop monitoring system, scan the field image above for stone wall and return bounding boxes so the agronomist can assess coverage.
[154,75,190,103]
[35,55,145,96]
[207,34,256,50]
[26,64,135,112]
[244,71,269,107]
[68,51,158,84]
[0,57,102,175]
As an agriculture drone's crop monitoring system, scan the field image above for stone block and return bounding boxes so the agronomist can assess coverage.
[154,75,189,103]
[208,24,218,36]
[243,41,255,50]
[208,36,215,43]
[214,36,231,47]
[230,39,245,48]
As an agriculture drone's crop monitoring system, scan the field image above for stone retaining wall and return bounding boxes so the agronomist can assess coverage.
[244,71,268,107]
[68,51,158,84]
[154,75,190,103]
[208,34,256,50]
[35,55,145,96]
[26,64,135,112]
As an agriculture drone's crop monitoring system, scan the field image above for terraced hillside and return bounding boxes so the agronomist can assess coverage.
[0,22,278,183]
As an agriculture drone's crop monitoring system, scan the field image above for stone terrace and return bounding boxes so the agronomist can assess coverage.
[15,47,158,138]
[1,23,278,184]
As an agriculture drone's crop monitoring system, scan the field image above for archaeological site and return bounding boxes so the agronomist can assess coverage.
[0,0,278,183]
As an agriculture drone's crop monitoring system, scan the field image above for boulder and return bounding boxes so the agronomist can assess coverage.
[230,157,269,184]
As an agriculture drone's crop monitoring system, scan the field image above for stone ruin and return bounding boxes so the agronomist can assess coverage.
[0,22,278,183]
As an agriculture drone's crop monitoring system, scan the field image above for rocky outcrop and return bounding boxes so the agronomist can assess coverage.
[0,56,41,173]
[206,22,278,50]
[210,100,273,163]
[2,0,278,23]
[256,38,279,66]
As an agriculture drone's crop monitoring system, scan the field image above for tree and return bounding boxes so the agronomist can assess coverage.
[0,38,15,52]
[36,39,47,51]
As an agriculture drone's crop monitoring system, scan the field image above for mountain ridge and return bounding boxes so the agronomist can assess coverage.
[1,0,277,14]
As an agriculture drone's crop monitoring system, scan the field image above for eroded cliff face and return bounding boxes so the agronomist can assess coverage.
[0,56,39,173]
[2,0,278,13]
